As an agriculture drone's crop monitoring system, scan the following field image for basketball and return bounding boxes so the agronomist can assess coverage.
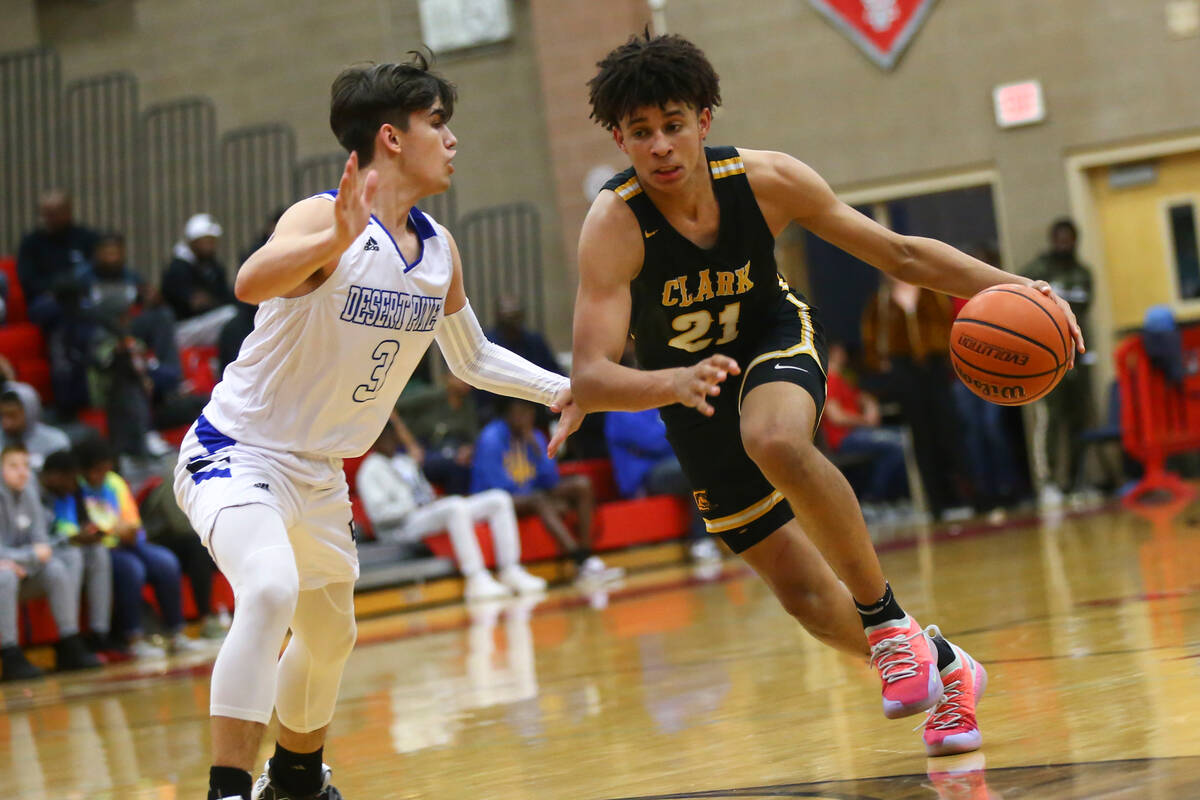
[950,283,1071,406]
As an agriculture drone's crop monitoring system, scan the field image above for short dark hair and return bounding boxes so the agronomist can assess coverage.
[330,51,456,166]
[1050,218,1077,239]
[588,32,722,130]
[1,442,27,460]
[0,390,23,408]
[42,449,77,474]
[74,437,114,471]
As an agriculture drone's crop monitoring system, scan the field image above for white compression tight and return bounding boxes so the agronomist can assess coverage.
[208,504,357,731]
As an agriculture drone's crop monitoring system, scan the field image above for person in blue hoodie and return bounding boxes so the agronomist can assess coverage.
[472,397,621,585]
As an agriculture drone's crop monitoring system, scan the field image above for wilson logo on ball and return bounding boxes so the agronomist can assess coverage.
[955,333,1029,366]
[950,284,1070,406]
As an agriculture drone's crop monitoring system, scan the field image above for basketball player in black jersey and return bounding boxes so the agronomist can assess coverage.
[571,33,1084,756]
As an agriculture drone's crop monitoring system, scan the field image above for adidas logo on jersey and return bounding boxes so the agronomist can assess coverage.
[364,236,380,252]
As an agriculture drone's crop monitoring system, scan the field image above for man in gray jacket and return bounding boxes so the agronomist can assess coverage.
[0,390,70,473]
[0,443,100,679]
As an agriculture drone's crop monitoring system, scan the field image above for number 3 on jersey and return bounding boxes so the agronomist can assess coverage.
[353,340,400,402]
[668,301,741,353]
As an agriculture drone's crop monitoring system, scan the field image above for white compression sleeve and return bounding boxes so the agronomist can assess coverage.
[436,301,569,406]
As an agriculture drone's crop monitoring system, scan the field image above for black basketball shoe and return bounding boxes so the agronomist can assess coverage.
[251,760,343,800]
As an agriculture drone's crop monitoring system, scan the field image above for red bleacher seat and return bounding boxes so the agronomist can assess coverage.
[78,407,109,437]
[0,322,44,360]
[343,454,366,492]
[180,345,219,395]
[0,257,25,324]
[14,358,51,402]
[559,458,619,503]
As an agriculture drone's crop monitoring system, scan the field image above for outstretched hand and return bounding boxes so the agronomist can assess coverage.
[547,385,585,458]
[333,152,379,250]
[1030,280,1086,369]
[675,355,741,417]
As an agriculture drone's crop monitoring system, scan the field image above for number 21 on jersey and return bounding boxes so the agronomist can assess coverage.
[668,301,741,353]
[353,340,400,402]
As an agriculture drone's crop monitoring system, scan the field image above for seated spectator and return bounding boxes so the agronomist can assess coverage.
[0,355,44,427]
[139,477,229,639]
[162,214,237,350]
[603,340,718,565]
[63,439,200,657]
[16,189,99,328]
[161,213,235,322]
[40,450,116,656]
[87,232,183,394]
[358,422,547,601]
[0,443,101,680]
[0,390,70,472]
[477,296,564,422]
[472,398,621,586]
[822,343,908,507]
[44,275,98,420]
[396,372,480,496]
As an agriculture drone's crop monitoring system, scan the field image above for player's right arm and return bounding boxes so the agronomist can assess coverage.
[571,192,739,417]
[235,152,378,304]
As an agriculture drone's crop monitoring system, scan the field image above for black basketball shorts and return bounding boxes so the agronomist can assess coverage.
[664,292,828,554]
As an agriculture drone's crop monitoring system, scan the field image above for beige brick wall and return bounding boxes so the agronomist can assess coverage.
[0,0,38,51]
[35,0,567,345]
[23,0,1200,346]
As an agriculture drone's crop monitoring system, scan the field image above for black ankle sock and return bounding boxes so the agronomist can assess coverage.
[854,583,906,629]
[271,743,324,796]
[208,766,252,800]
[932,634,955,672]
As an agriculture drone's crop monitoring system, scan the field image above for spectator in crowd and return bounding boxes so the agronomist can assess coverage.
[358,422,547,600]
[0,390,70,472]
[602,340,718,564]
[472,398,621,585]
[952,245,1021,515]
[86,232,182,390]
[40,450,116,656]
[160,213,235,322]
[1024,219,1096,507]
[16,189,99,327]
[62,439,200,657]
[862,275,967,521]
[0,355,44,427]
[476,296,565,424]
[0,443,101,680]
[140,477,229,639]
[90,307,171,460]
[45,273,98,419]
[396,371,481,495]
[821,342,909,509]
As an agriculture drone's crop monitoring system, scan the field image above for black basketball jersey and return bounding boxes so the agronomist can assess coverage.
[602,145,790,373]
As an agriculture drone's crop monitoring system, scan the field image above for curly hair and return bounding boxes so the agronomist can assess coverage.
[587,31,721,130]
[330,49,457,166]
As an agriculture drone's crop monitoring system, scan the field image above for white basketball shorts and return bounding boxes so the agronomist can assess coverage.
[173,414,359,590]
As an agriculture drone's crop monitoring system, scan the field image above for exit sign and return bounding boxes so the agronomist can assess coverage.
[993,80,1046,128]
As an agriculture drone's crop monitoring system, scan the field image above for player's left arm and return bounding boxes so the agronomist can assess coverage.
[742,149,1084,358]
[436,231,580,457]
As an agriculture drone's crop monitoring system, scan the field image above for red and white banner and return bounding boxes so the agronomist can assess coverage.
[807,0,938,70]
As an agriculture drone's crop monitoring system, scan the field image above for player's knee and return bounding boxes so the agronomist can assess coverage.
[0,569,18,595]
[243,571,300,622]
[742,422,818,477]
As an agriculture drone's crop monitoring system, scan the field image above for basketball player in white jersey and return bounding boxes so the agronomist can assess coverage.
[177,55,581,800]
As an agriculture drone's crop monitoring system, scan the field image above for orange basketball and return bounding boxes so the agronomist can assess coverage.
[949,283,1070,406]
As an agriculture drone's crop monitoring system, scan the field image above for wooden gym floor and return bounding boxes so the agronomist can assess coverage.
[5,499,1200,799]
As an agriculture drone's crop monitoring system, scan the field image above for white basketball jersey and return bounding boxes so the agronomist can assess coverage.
[202,196,452,458]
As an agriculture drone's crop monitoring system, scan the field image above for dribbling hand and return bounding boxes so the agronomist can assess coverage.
[333,152,379,250]
[675,355,741,417]
[1030,280,1085,369]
